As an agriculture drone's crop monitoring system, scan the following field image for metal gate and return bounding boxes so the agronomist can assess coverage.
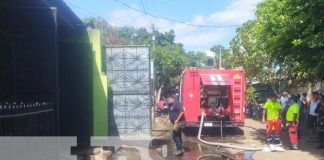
[105,46,151,139]
[0,100,55,136]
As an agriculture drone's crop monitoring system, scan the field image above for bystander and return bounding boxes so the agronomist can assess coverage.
[308,91,320,139]
[315,94,324,148]
[280,90,290,130]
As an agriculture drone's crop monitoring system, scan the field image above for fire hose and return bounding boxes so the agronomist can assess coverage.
[197,111,263,151]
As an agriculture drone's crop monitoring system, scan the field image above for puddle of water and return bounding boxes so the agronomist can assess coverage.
[112,129,253,160]
[112,141,251,160]
[163,137,228,160]
[234,151,254,160]
[244,151,253,160]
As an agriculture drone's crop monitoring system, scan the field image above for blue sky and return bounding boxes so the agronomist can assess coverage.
[64,0,261,51]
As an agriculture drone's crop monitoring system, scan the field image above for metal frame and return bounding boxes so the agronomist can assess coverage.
[0,6,58,136]
[105,45,152,139]
[0,100,55,136]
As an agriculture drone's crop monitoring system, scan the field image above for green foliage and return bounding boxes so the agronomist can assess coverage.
[153,29,176,46]
[210,44,231,69]
[103,25,196,91]
[254,0,324,81]
[224,0,324,92]
[152,44,187,90]
[113,26,176,46]
[246,86,256,102]
[115,26,153,45]
[82,17,122,45]
[81,17,188,92]
[224,20,276,84]
[209,21,283,94]
[184,51,209,68]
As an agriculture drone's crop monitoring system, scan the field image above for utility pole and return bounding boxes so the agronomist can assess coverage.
[131,33,137,45]
[219,48,222,69]
[151,24,156,48]
[131,34,134,45]
[152,34,155,48]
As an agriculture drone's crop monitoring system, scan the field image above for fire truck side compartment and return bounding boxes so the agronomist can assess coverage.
[180,68,245,127]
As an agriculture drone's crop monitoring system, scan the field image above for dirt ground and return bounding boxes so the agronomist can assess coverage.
[112,115,324,160]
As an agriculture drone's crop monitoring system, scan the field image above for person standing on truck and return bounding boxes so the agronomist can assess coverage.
[164,95,185,156]
[263,94,282,144]
[286,95,300,150]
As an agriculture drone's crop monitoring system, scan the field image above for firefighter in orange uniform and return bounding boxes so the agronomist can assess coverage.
[286,95,300,150]
[263,94,282,144]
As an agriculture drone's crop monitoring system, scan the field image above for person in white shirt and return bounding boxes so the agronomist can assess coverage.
[280,90,290,130]
[308,91,320,138]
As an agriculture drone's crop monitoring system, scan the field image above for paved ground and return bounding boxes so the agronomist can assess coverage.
[112,115,324,160]
[245,118,324,160]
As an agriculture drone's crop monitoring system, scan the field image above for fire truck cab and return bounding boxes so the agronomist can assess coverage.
[180,68,245,127]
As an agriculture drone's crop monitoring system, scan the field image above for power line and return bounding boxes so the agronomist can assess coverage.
[139,0,147,12]
[65,0,101,17]
[65,0,240,29]
[137,0,154,29]
[114,0,240,28]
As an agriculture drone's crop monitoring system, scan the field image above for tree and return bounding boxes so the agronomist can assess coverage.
[81,17,192,96]
[82,17,122,45]
[114,26,153,45]
[210,44,231,69]
[113,26,176,46]
[152,44,187,95]
[227,20,284,94]
[227,0,324,93]
[246,86,256,102]
[254,0,324,82]
[184,51,209,68]
[228,21,274,82]
[114,26,186,96]
[153,29,175,46]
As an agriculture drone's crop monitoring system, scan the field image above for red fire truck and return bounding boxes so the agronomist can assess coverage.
[180,68,246,127]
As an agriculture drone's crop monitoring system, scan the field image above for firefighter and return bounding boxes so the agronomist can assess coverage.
[286,95,300,150]
[262,94,282,144]
[164,95,185,156]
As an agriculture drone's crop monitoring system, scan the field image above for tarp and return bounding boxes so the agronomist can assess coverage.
[200,74,232,86]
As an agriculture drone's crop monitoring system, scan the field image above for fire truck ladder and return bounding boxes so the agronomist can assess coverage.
[189,67,199,76]
[233,76,243,121]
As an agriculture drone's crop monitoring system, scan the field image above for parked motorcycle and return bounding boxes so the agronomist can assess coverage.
[155,100,168,117]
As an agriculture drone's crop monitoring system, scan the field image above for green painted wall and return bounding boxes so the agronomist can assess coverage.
[88,29,108,136]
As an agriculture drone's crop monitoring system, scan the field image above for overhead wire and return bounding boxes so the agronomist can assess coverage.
[113,0,240,28]
[64,0,101,17]
[139,0,147,12]
[137,0,153,29]
[64,0,241,29]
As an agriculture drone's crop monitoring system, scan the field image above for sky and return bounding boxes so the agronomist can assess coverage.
[64,0,261,52]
